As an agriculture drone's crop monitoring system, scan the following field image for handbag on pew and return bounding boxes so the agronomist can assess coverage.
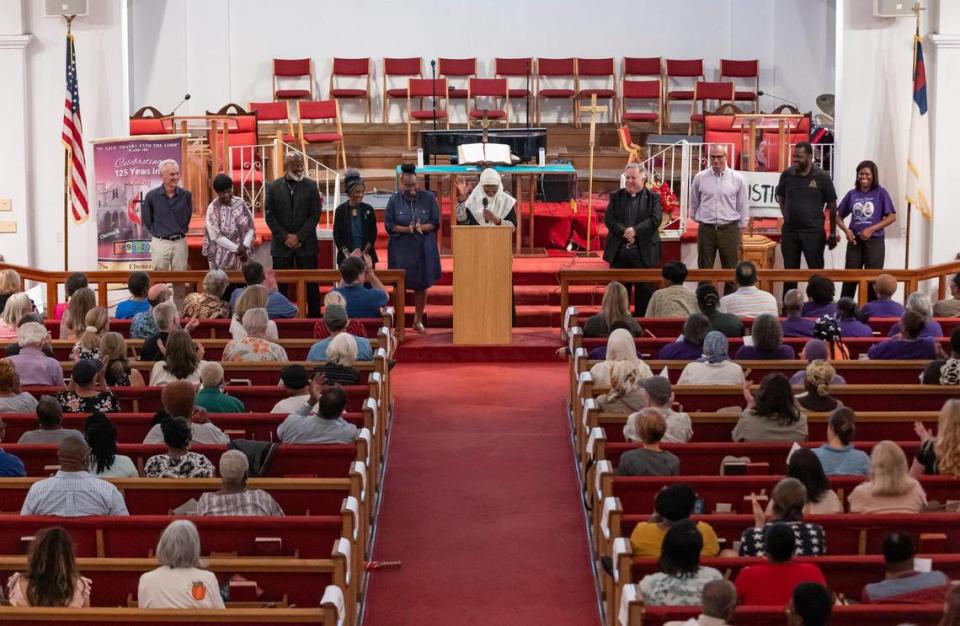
[228,439,278,477]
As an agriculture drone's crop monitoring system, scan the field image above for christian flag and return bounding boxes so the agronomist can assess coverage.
[906,34,932,220]
[61,30,89,224]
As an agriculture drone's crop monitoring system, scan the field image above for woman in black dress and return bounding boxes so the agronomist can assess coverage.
[333,169,378,267]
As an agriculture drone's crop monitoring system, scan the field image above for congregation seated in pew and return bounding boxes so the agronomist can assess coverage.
[334,255,389,320]
[228,262,297,320]
[222,308,288,363]
[788,340,847,385]
[781,290,816,338]
[812,407,870,476]
[921,326,960,385]
[17,396,83,444]
[733,522,826,607]
[196,450,284,517]
[182,270,231,320]
[861,533,950,604]
[676,332,745,386]
[314,291,367,339]
[144,417,216,479]
[139,300,192,362]
[145,381,230,445]
[934,272,960,317]
[629,484,720,558]
[886,292,943,338]
[194,363,245,414]
[130,282,171,340]
[718,262,778,318]
[278,383,358,445]
[8,322,63,387]
[734,314,796,360]
[230,285,280,341]
[99,332,145,387]
[800,275,837,319]
[623,376,692,444]
[860,274,906,320]
[57,358,119,414]
[0,356,38,413]
[657,314,709,361]
[734,373,808,442]
[85,412,138,478]
[591,329,653,412]
[867,310,940,360]
[6,526,91,607]
[137,520,225,609]
[912,398,960,477]
[115,271,151,320]
[316,333,361,386]
[661,580,737,626]
[21,438,129,516]
[739,478,824,557]
[59,287,96,342]
[696,283,743,338]
[848,441,926,514]
[149,330,210,386]
[638,520,723,606]
[764,448,842,515]
[583,281,643,338]
[793,360,842,413]
[616,409,679,477]
[835,297,873,338]
[645,263,699,320]
[69,307,108,362]
[271,364,311,414]
[308,304,373,362]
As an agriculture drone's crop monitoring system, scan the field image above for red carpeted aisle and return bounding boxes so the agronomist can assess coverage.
[362,363,600,626]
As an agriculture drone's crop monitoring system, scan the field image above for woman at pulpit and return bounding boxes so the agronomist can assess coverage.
[454,168,517,228]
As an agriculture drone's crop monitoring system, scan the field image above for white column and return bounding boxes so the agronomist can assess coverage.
[928,22,960,264]
[0,0,33,265]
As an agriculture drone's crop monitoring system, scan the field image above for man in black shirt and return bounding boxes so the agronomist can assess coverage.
[775,142,838,292]
[265,153,322,317]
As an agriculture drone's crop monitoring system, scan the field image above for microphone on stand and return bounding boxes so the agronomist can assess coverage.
[171,93,191,115]
[430,60,438,132]
[757,90,798,110]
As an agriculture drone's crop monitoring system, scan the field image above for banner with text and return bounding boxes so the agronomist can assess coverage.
[742,171,783,219]
[92,135,185,269]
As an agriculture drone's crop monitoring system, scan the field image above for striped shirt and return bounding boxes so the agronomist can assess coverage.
[196,489,285,517]
[21,471,129,516]
[718,286,779,317]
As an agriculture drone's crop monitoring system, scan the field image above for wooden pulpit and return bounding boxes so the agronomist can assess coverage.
[452,226,513,345]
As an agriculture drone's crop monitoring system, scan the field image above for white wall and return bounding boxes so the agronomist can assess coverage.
[18,0,129,270]
[129,0,835,124]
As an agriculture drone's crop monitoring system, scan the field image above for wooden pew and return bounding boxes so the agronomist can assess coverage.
[0,606,344,625]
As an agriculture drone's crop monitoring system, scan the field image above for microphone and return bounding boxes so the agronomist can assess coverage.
[757,90,797,108]
[171,93,191,115]
[482,198,488,209]
[430,59,436,69]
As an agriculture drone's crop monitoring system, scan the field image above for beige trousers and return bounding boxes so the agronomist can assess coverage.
[150,237,189,270]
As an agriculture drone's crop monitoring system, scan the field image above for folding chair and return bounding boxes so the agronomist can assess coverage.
[688,81,735,135]
[296,100,346,169]
[536,57,577,124]
[620,79,662,134]
[382,57,422,123]
[467,78,509,129]
[406,78,448,148]
[720,59,760,113]
[329,57,372,123]
[576,58,617,121]
[273,58,314,101]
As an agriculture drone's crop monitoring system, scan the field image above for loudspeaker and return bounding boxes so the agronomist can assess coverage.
[44,0,89,17]
[874,0,916,18]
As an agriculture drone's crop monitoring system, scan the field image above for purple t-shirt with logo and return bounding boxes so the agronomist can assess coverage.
[838,186,896,237]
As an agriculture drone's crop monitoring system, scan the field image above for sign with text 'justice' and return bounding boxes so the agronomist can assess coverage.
[92,135,185,270]
[741,171,783,219]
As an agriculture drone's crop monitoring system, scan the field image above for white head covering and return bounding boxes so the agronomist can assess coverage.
[606,328,640,363]
[463,168,516,225]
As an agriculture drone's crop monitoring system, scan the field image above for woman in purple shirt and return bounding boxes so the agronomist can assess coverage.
[886,292,943,338]
[657,314,710,360]
[836,297,873,338]
[867,310,939,360]
[735,314,796,360]
[801,275,836,318]
[837,161,897,302]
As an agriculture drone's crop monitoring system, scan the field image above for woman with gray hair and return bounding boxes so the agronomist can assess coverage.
[222,308,288,362]
[316,332,360,385]
[887,291,944,338]
[196,450,284,517]
[136,520,225,608]
[139,300,198,362]
[183,270,231,319]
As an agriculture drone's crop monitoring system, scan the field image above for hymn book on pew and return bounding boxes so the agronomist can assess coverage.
[457,143,513,166]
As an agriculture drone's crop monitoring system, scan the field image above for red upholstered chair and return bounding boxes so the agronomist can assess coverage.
[382,57,422,123]
[536,57,577,124]
[272,58,314,101]
[620,79,662,134]
[664,58,704,127]
[494,57,534,100]
[438,57,477,116]
[720,58,760,112]
[329,57,372,123]
[129,106,173,135]
[467,78,509,128]
[618,125,642,165]
[688,81,734,134]
[296,100,346,169]
[703,113,743,170]
[249,101,295,143]
[576,58,617,121]
[207,104,261,188]
[623,57,662,79]
[406,78,448,148]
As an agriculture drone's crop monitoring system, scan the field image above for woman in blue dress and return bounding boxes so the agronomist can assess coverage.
[385,163,441,333]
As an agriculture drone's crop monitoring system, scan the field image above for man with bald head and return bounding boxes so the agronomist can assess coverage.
[21,437,128,516]
[663,579,737,626]
[142,380,229,445]
[265,152,322,317]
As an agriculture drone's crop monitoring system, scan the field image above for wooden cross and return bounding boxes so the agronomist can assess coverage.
[579,95,607,255]
[479,111,493,143]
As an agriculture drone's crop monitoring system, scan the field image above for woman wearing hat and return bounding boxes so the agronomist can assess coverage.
[333,169,378,266]
[201,174,256,271]
[453,168,517,228]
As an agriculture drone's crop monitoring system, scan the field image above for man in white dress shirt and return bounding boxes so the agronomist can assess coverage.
[21,438,129,516]
[718,261,778,317]
[690,145,748,273]
[663,579,737,626]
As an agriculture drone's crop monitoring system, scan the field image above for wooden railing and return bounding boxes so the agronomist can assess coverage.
[559,261,960,336]
[0,263,407,340]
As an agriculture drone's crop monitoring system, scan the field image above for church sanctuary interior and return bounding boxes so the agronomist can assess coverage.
[4,0,960,624]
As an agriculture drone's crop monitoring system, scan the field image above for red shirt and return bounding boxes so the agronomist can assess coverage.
[735,562,827,606]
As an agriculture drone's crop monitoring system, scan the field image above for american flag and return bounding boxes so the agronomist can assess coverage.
[62,30,89,224]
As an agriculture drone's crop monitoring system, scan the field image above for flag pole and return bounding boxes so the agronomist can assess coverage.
[62,14,75,271]
[904,202,912,269]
